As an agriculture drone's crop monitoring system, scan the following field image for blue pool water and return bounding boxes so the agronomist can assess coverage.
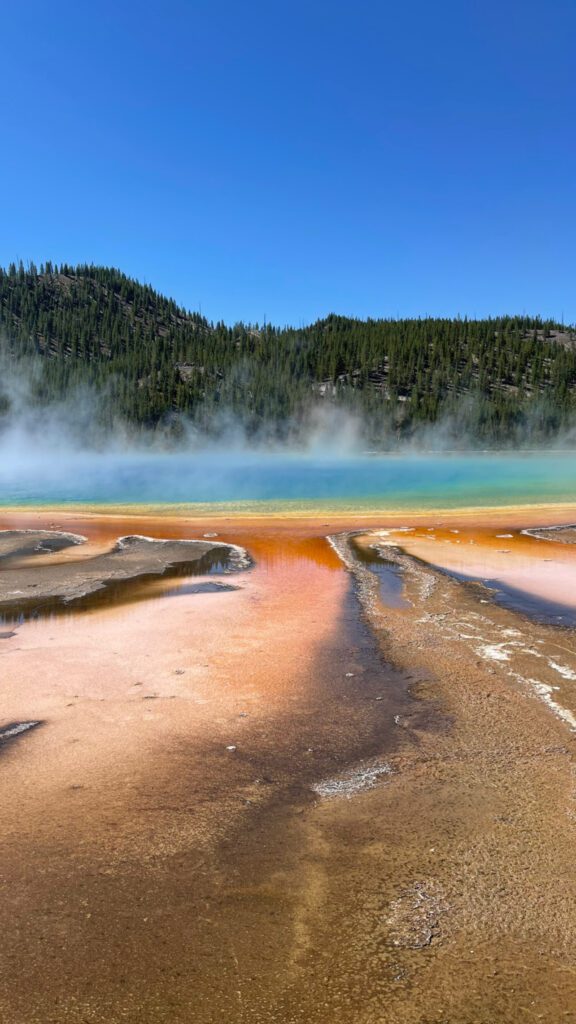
[1,451,575,511]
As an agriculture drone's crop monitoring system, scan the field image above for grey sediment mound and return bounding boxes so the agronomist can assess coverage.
[0,721,42,751]
[0,531,250,615]
[522,524,576,544]
[0,529,86,562]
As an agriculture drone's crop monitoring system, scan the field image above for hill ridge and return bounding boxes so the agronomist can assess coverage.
[1,261,575,444]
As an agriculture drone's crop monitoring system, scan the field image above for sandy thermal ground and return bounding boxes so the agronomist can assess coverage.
[2,510,576,1022]
[0,517,409,1023]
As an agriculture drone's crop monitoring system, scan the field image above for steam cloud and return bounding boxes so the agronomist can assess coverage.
[1,348,575,508]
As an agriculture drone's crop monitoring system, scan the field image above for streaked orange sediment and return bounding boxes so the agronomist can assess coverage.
[0,527,347,799]
[377,523,576,610]
[5,507,576,1021]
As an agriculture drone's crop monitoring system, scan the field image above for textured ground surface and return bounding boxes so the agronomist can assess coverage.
[0,530,243,616]
[1,509,576,1022]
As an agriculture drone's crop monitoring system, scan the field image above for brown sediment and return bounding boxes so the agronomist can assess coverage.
[2,509,576,1020]
[291,529,576,1024]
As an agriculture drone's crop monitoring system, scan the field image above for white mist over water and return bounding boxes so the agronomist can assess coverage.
[1,360,576,508]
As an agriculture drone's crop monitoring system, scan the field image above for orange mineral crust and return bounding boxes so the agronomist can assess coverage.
[372,522,576,612]
[3,510,576,1022]
[0,519,405,1022]
[0,530,347,844]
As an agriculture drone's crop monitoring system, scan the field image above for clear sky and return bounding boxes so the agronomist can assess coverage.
[2,0,574,325]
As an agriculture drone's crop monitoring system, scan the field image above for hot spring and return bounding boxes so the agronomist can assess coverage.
[1,449,575,512]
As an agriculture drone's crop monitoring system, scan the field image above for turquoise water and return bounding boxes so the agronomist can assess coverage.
[2,451,576,511]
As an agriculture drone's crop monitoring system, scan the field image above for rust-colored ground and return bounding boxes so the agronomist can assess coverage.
[2,507,576,1023]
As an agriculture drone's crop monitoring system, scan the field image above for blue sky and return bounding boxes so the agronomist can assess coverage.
[2,0,574,325]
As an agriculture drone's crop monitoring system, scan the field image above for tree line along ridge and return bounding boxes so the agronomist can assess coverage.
[1,261,575,446]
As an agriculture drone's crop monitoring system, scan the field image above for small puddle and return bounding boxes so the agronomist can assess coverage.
[163,581,239,596]
[351,539,411,609]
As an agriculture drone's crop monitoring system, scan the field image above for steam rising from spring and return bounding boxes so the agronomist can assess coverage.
[1,352,576,509]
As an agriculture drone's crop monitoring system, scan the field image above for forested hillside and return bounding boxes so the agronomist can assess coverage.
[1,261,575,446]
